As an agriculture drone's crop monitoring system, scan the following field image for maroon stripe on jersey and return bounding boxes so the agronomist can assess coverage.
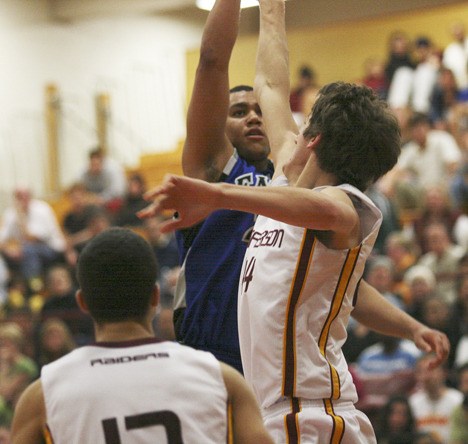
[318,245,362,399]
[93,337,165,348]
[43,424,54,444]
[323,399,345,443]
[102,418,122,444]
[282,230,316,397]
[284,397,301,444]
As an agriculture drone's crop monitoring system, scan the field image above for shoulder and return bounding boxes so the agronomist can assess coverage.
[11,379,46,443]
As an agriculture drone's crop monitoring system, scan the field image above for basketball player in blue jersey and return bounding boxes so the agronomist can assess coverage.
[11,228,273,444]
[139,0,450,442]
[172,0,272,373]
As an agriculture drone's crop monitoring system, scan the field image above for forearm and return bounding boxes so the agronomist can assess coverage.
[256,0,290,99]
[183,0,240,179]
[201,0,241,67]
[255,0,297,167]
[353,280,425,340]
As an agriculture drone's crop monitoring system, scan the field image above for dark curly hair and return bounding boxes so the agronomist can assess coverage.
[303,82,401,191]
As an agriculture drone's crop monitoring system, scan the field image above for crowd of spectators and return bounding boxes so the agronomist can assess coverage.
[0,149,180,439]
[0,22,468,443]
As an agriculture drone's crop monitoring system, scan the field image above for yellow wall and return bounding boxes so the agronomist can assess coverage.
[186,2,468,98]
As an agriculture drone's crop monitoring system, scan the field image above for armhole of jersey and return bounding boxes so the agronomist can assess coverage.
[352,278,362,307]
[43,424,54,444]
[221,151,239,180]
[226,400,234,444]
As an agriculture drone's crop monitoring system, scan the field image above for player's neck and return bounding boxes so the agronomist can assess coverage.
[94,321,154,343]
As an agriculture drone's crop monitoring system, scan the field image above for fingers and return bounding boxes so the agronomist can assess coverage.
[419,330,450,370]
[159,217,185,234]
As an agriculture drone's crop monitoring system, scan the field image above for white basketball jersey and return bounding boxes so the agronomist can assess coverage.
[41,339,230,443]
[238,176,382,410]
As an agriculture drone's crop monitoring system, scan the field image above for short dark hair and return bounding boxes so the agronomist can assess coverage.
[303,82,401,191]
[89,146,104,159]
[77,228,159,324]
[230,85,253,94]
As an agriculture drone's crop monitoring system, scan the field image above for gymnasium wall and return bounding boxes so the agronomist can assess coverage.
[186,2,468,98]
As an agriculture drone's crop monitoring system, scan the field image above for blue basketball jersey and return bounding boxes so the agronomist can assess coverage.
[174,151,273,373]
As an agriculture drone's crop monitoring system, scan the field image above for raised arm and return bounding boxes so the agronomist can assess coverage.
[256,0,298,173]
[182,0,240,181]
[353,280,450,369]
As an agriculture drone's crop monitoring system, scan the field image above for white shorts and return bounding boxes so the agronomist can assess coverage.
[262,398,376,444]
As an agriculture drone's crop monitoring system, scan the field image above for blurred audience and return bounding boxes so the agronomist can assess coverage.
[376,395,416,444]
[409,354,463,443]
[79,147,126,211]
[0,187,66,282]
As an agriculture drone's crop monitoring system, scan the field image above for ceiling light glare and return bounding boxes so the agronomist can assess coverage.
[196,0,259,11]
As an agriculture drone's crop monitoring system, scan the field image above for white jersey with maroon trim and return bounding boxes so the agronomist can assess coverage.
[41,338,231,443]
[238,175,382,411]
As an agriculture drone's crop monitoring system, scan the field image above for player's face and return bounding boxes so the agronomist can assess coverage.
[226,90,270,162]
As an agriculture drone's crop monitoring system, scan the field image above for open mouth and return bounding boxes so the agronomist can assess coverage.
[246,128,264,140]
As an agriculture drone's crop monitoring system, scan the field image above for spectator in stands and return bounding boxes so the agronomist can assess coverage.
[418,222,465,304]
[376,395,416,444]
[80,147,126,211]
[366,183,401,255]
[411,36,441,114]
[0,257,8,308]
[396,113,462,191]
[403,264,437,323]
[429,67,460,130]
[420,295,460,369]
[361,57,388,99]
[409,354,463,443]
[442,22,468,93]
[114,173,148,227]
[39,264,93,346]
[62,183,101,242]
[0,187,66,282]
[413,184,460,255]
[454,335,468,370]
[355,333,421,376]
[143,215,180,279]
[385,232,420,302]
[0,323,38,428]
[353,333,419,425]
[413,431,443,444]
[36,319,76,369]
[289,64,320,126]
[450,162,468,216]
[384,30,415,87]
[448,363,468,444]
[451,267,468,342]
[365,255,406,310]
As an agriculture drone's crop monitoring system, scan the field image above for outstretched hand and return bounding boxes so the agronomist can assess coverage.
[137,174,221,233]
[412,326,450,370]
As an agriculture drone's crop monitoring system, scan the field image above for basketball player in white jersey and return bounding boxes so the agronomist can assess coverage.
[11,228,273,444]
[139,1,450,443]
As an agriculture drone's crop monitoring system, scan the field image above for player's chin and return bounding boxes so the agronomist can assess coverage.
[239,141,270,159]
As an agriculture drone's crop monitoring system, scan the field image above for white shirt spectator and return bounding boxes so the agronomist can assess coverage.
[443,36,468,90]
[0,198,65,252]
[398,130,462,189]
[409,388,463,443]
[454,335,468,369]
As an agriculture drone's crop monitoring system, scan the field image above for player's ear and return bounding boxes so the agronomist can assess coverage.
[307,133,321,150]
[151,284,160,309]
[75,290,89,314]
